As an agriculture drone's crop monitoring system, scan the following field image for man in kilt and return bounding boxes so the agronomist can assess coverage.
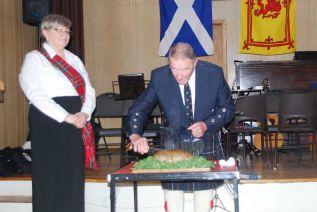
[127,42,234,212]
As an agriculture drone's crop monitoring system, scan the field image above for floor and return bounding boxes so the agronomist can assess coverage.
[85,145,317,183]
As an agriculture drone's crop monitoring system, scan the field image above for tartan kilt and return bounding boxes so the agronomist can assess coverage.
[161,131,224,191]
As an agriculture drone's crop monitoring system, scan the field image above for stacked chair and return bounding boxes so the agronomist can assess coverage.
[227,95,271,164]
[273,90,317,168]
[227,89,317,169]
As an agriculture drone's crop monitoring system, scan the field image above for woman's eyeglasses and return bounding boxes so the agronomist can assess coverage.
[51,28,72,36]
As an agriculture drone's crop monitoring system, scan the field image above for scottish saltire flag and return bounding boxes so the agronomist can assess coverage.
[240,0,296,55]
[159,0,213,57]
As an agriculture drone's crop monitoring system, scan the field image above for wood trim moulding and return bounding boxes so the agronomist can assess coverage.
[0,80,4,103]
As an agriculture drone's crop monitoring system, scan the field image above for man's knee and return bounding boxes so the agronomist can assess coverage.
[164,190,184,212]
[194,189,214,212]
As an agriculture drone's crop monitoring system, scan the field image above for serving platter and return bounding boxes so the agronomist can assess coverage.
[131,167,213,173]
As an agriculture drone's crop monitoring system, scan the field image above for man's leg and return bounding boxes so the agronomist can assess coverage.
[164,190,184,212]
[194,189,214,212]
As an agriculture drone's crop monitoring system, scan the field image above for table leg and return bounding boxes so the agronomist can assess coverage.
[233,179,239,212]
[110,182,116,212]
[133,181,138,212]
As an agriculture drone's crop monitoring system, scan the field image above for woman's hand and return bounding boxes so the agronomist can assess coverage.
[73,112,89,128]
[64,114,77,125]
[64,112,89,128]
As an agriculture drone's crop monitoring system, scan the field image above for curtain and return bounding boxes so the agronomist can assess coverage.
[51,0,85,62]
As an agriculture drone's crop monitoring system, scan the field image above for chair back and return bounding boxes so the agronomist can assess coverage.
[232,95,268,129]
[266,91,280,114]
[278,90,315,129]
[94,93,126,118]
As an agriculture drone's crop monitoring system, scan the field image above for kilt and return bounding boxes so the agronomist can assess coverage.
[161,131,224,191]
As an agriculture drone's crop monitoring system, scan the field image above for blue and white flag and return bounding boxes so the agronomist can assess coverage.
[159,0,213,57]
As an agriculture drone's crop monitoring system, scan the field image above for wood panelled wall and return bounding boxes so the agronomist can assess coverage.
[83,0,225,94]
[83,0,165,94]
[1,0,317,148]
[0,1,38,148]
[83,0,317,93]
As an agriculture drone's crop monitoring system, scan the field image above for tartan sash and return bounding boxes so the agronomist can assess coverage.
[38,48,97,169]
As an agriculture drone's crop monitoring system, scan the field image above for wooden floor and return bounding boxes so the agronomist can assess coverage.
[2,147,317,184]
[232,147,317,183]
[84,146,317,183]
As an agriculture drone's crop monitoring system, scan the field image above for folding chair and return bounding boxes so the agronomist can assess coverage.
[92,92,130,158]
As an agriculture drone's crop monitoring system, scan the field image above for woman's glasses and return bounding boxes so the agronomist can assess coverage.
[51,28,72,36]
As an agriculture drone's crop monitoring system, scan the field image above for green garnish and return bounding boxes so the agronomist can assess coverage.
[133,156,214,170]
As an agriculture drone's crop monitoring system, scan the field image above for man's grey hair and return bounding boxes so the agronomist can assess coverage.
[168,42,196,62]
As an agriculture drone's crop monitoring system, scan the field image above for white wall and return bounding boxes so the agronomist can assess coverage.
[1,180,317,212]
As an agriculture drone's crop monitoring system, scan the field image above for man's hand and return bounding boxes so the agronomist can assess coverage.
[129,134,149,154]
[188,121,207,138]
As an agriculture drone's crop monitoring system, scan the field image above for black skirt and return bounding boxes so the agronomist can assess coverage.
[29,96,85,212]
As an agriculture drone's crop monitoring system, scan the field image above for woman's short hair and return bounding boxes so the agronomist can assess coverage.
[40,14,72,43]
[168,42,196,62]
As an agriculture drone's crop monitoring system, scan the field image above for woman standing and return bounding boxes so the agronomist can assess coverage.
[19,14,96,212]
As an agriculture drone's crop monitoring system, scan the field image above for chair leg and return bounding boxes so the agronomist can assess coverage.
[242,134,254,160]
[263,133,270,166]
[315,133,317,163]
[95,136,112,159]
[226,132,231,159]
[249,136,260,157]
[229,133,239,157]
[120,136,128,167]
[310,132,317,164]
[261,133,265,160]
[95,136,100,153]
[242,135,247,159]
[103,137,112,159]
[295,132,302,160]
[274,132,279,169]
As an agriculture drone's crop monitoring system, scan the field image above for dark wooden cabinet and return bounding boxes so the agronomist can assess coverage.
[235,60,317,91]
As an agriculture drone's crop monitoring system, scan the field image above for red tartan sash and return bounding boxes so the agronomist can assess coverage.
[38,48,97,169]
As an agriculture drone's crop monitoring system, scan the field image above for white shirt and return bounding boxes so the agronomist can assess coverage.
[179,70,196,117]
[19,43,96,123]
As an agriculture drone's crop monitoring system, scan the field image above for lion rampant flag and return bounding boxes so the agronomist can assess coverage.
[240,0,296,55]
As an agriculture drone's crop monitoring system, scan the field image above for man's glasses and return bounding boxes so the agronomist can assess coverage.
[51,28,72,36]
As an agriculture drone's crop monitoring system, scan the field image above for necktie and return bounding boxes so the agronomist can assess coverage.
[184,83,193,124]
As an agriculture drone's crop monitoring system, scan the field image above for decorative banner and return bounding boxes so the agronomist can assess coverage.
[159,0,213,57]
[240,0,296,55]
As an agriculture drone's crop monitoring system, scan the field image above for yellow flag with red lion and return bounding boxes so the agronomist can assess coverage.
[240,0,296,55]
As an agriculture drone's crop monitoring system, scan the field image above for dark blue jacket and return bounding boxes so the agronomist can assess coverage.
[128,60,234,144]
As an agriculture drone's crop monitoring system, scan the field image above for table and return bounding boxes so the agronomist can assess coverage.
[107,161,240,212]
